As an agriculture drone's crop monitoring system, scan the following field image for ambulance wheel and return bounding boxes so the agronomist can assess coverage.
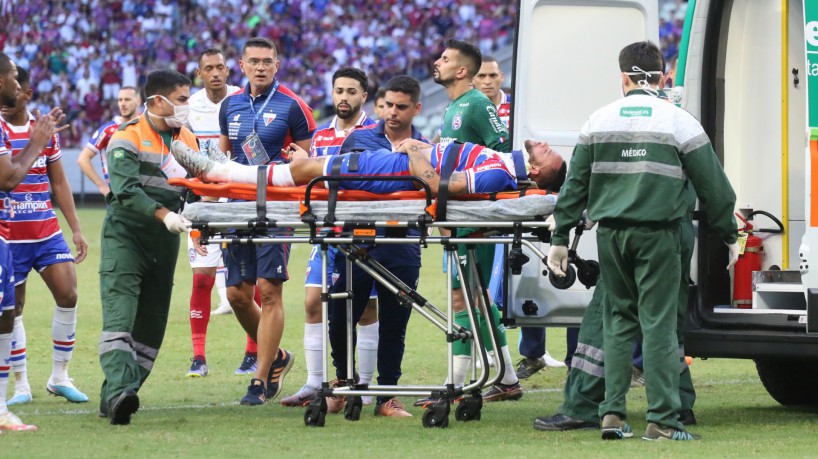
[549,265,576,289]
[756,358,818,406]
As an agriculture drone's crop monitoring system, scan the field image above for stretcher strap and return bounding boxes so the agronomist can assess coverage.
[435,142,462,222]
[256,166,268,221]
[324,155,353,225]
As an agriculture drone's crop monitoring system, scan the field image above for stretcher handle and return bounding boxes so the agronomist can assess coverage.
[301,175,433,217]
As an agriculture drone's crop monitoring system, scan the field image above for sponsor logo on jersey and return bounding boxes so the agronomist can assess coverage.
[233,114,241,122]
[55,253,73,260]
[620,107,653,117]
[263,113,276,126]
[452,113,462,130]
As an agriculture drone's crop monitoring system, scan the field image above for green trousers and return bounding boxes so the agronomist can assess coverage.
[560,219,695,423]
[98,210,180,403]
[596,223,682,430]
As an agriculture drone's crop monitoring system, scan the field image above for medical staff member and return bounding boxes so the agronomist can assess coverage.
[98,69,197,425]
[548,41,738,441]
[218,37,315,406]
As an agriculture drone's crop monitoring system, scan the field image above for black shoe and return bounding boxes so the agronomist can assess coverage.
[265,349,294,401]
[108,390,139,425]
[99,398,108,418]
[678,409,697,426]
[516,357,547,380]
[240,378,267,405]
[533,413,598,431]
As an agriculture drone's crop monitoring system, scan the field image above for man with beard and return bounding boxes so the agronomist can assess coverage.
[0,52,67,431]
[281,67,379,407]
[77,86,141,197]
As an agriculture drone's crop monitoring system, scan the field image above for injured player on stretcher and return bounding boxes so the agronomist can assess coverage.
[170,138,566,196]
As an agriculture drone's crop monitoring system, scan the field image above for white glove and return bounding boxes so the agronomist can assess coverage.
[545,214,556,232]
[726,241,740,270]
[581,210,596,230]
[163,211,191,234]
[547,245,569,277]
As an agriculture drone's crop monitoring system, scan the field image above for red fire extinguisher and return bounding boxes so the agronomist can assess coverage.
[732,211,784,308]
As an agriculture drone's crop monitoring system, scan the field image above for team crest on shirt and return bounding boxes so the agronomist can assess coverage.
[452,113,462,131]
[263,113,276,126]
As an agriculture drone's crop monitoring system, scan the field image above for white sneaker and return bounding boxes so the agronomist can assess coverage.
[542,351,567,368]
[0,411,37,431]
[212,303,233,315]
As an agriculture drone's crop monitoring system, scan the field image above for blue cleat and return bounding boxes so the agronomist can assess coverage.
[235,353,258,375]
[240,378,267,405]
[47,379,89,403]
[7,393,33,406]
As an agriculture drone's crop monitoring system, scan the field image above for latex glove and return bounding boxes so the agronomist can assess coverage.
[581,210,596,230]
[726,241,740,270]
[545,214,556,232]
[163,212,191,234]
[547,245,569,277]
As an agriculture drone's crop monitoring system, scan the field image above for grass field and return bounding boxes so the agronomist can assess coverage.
[3,207,817,458]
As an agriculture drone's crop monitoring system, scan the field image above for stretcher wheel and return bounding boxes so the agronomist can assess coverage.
[577,260,600,289]
[549,265,576,289]
[422,400,450,428]
[455,396,482,422]
[344,396,363,421]
[304,398,327,427]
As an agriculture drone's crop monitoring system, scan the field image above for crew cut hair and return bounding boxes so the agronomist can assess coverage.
[144,69,191,102]
[383,75,421,104]
[619,41,664,85]
[444,39,482,78]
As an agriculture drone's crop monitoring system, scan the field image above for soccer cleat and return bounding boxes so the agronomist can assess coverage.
[374,398,412,417]
[631,366,645,387]
[482,382,523,402]
[185,358,209,378]
[0,411,38,432]
[171,140,229,182]
[240,378,267,406]
[280,384,319,407]
[108,389,140,425]
[533,413,598,431]
[542,351,567,368]
[265,349,294,401]
[7,392,33,406]
[601,413,634,440]
[46,378,89,403]
[235,353,258,375]
[205,142,231,164]
[642,422,700,441]
[516,357,547,379]
[211,302,233,315]
[678,409,697,426]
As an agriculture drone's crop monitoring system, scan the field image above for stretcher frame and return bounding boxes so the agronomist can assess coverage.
[180,174,556,428]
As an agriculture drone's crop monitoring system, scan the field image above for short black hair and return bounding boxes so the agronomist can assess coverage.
[15,66,29,87]
[444,39,482,78]
[243,37,277,56]
[549,161,567,192]
[198,48,224,66]
[374,87,386,102]
[144,70,191,103]
[619,41,664,85]
[383,75,421,104]
[332,67,368,92]
[0,52,13,74]
[481,55,498,65]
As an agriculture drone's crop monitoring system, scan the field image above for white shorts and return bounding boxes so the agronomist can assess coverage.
[187,234,224,268]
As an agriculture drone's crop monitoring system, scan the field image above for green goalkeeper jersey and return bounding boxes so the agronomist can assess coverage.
[439,88,510,152]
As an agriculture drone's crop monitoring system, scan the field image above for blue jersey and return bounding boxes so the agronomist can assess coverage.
[428,143,517,194]
[219,80,316,165]
[324,149,412,194]
[340,119,427,153]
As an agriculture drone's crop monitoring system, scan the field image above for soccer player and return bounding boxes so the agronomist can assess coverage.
[0,52,67,432]
[0,67,88,406]
[472,56,511,129]
[372,88,386,121]
[218,37,315,405]
[77,86,141,197]
[281,67,377,407]
[184,48,256,378]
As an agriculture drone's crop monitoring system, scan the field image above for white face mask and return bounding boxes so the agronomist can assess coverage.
[147,95,190,128]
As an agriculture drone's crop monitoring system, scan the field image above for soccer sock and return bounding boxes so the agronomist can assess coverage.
[228,162,263,184]
[215,265,230,309]
[498,345,518,385]
[304,323,323,388]
[11,315,29,393]
[451,355,472,388]
[452,310,473,356]
[356,322,379,386]
[479,304,508,351]
[190,273,215,360]
[0,332,11,413]
[51,306,77,382]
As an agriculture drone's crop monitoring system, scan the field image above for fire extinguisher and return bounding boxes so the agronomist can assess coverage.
[732,211,784,308]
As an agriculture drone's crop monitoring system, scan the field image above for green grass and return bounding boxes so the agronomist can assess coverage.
[4,207,818,458]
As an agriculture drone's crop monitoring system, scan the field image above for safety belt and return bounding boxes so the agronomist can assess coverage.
[435,142,463,222]
[325,153,360,225]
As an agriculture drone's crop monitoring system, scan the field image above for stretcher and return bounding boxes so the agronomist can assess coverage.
[169,174,595,427]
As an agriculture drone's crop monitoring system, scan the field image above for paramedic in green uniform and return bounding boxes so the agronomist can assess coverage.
[98,70,200,425]
[426,39,520,403]
[548,41,739,441]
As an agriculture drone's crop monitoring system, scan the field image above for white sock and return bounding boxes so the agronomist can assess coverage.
[450,355,472,388]
[51,305,77,382]
[499,346,518,385]
[11,315,29,393]
[356,322,379,386]
[216,265,229,308]
[228,162,263,184]
[0,332,11,413]
[269,164,295,186]
[304,323,323,389]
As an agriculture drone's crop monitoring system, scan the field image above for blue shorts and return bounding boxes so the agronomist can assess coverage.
[305,244,377,298]
[0,241,16,311]
[10,235,74,285]
[223,234,291,286]
[324,152,415,194]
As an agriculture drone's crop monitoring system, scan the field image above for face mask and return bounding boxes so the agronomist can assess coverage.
[147,95,190,128]
[623,66,663,98]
